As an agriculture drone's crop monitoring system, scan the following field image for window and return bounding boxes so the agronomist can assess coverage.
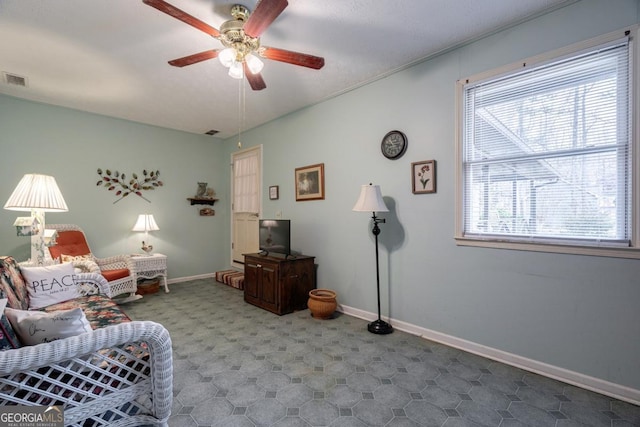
[456,30,636,256]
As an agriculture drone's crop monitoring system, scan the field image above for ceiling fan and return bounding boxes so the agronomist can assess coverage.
[142,0,325,91]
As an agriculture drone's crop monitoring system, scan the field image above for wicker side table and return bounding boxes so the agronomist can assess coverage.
[131,253,169,293]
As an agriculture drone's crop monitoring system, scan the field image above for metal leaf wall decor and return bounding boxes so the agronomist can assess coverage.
[96,169,163,203]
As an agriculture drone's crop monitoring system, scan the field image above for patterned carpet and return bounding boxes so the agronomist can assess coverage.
[122,279,640,426]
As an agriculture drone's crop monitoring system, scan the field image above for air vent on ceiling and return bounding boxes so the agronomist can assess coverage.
[2,72,28,87]
[205,129,219,136]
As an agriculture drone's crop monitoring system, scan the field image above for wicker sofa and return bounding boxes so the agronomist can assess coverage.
[0,256,172,426]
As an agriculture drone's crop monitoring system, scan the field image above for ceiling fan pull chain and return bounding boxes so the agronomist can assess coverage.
[237,78,244,149]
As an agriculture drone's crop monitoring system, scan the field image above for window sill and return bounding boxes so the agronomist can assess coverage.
[454,237,640,259]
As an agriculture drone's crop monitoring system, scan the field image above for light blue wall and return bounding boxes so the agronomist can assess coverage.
[0,95,230,278]
[1,0,638,394]
[219,0,640,391]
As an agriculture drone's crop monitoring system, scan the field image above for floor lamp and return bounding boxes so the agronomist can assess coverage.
[4,174,68,265]
[353,183,393,335]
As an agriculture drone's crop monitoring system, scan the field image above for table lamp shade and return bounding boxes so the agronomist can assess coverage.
[352,184,389,213]
[132,214,159,232]
[4,174,68,212]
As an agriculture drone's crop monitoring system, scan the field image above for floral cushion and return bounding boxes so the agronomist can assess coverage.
[0,299,20,350]
[43,295,131,330]
[0,256,29,311]
[0,313,20,349]
[0,256,130,334]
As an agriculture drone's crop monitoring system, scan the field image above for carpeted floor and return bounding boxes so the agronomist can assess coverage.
[122,278,640,426]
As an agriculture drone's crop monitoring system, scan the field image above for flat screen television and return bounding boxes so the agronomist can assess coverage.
[259,219,291,256]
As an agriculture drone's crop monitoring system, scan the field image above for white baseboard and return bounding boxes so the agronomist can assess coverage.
[167,273,215,284]
[338,304,640,406]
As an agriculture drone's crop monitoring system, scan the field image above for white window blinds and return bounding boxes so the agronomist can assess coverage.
[461,37,631,246]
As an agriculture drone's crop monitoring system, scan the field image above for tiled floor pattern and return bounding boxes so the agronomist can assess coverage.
[123,279,640,426]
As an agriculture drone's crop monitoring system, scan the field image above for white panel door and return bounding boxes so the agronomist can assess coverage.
[231,146,261,266]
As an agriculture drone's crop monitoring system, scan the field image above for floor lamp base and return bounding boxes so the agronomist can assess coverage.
[368,319,393,335]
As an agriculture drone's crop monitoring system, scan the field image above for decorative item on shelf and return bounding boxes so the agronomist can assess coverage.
[353,183,393,335]
[132,214,159,254]
[308,289,337,319]
[411,160,436,194]
[188,183,218,209]
[196,182,207,198]
[96,169,163,203]
[4,174,69,265]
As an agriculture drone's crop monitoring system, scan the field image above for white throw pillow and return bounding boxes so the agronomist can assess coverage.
[4,307,91,346]
[20,263,79,309]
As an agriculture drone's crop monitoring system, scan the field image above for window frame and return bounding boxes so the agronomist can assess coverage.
[455,26,640,259]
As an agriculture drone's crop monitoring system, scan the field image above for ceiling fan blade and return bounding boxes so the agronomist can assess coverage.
[243,0,288,38]
[260,47,325,70]
[168,50,219,67]
[143,0,220,38]
[243,63,267,91]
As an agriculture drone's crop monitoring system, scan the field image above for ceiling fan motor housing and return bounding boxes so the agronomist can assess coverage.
[219,5,260,60]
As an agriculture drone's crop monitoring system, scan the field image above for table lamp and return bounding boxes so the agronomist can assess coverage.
[132,214,159,254]
[4,174,68,265]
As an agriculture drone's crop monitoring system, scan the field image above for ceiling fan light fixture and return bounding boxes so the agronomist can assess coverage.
[228,61,244,79]
[218,48,235,68]
[145,0,325,91]
[245,54,264,74]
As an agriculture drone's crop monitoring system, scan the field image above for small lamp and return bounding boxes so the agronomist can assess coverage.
[132,214,159,254]
[353,183,393,335]
[4,174,68,265]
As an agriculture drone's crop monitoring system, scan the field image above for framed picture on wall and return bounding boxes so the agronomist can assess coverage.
[269,185,279,200]
[295,163,325,201]
[412,160,436,194]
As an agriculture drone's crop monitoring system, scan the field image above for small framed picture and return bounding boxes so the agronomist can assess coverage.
[269,185,279,200]
[412,160,436,194]
[295,163,325,201]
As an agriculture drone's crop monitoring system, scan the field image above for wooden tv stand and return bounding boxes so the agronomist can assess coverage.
[243,253,316,315]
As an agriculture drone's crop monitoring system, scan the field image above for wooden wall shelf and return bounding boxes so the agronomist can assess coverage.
[187,198,218,206]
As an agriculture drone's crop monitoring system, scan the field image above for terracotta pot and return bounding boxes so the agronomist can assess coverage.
[308,289,337,319]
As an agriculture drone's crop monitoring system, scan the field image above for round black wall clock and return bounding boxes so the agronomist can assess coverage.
[381,130,408,160]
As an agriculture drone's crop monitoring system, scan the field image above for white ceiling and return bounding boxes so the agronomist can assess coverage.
[0,0,573,139]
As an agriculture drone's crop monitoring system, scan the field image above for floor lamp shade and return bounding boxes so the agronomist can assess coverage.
[4,174,68,265]
[353,183,393,335]
[352,184,389,213]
